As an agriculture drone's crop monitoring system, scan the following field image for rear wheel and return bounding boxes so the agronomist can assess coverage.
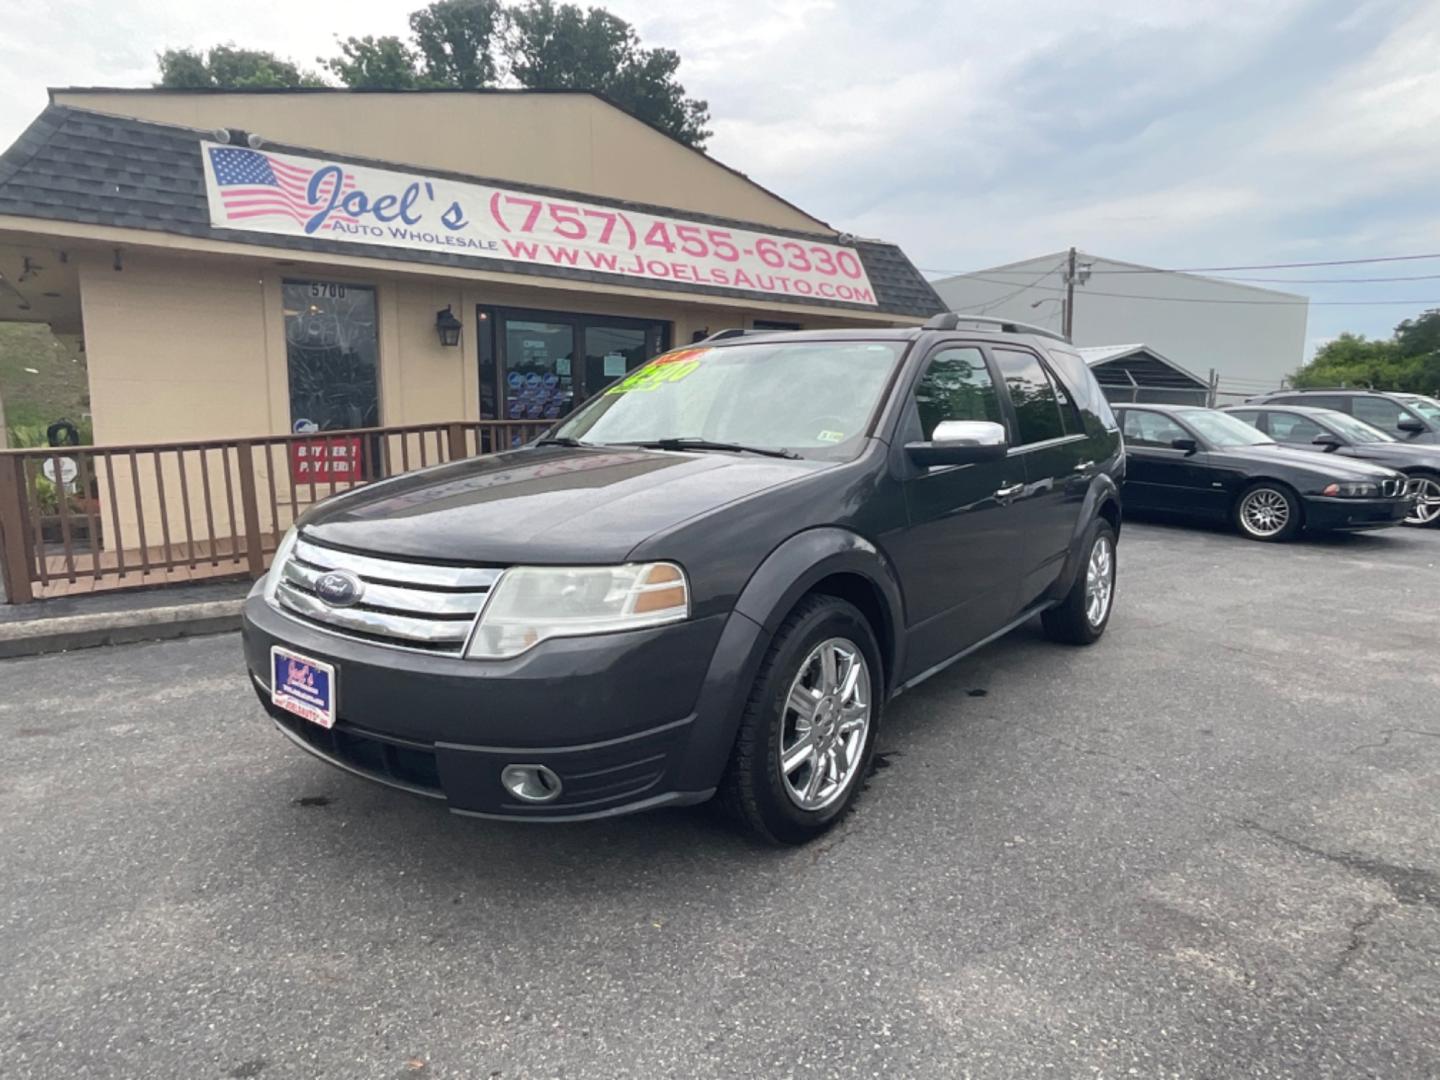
[1042,518,1117,645]
[1234,482,1302,542]
[718,595,881,845]
[1404,472,1440,527]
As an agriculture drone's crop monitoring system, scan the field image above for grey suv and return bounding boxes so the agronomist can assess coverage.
[1245,388,1440,444]
[242,316,1124,844]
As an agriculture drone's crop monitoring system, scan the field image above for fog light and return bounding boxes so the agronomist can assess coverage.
[500,764,563,804]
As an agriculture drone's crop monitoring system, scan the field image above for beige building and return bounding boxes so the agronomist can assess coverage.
[0,88,941,448]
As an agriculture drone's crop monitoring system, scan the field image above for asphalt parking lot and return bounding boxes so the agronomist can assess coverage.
[2,521,1438,1079]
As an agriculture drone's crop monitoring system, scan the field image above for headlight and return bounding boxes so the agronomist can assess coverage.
[1321,482,1379,498]
[467,562,689,659]
[262,526,300,607]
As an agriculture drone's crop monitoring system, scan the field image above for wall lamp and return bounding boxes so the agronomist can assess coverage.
[435,305,463,347]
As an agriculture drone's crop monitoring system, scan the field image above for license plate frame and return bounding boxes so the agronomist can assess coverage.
[270,646,337,730]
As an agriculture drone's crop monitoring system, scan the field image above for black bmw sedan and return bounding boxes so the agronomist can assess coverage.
[1114,403,1412,542]
[1220,404,1440,528]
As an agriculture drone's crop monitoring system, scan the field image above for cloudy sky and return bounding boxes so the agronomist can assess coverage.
[3,0,1439,353]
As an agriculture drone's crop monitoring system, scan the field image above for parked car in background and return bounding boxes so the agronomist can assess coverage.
[1222,404,1440,527]
[1114,403,1413,542]
[242,317,1124,845]
[1244,388,1440,444]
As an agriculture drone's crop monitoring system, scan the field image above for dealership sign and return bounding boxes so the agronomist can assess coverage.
[201,143,878,306]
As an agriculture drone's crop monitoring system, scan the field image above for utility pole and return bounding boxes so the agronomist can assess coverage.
[1063,246,1077,340]
[1060,247,1092,341]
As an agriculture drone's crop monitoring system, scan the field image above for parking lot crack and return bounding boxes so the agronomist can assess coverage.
[1331,902,1388,975]
[1239,820,1440,912]
[1349,728,1440,754]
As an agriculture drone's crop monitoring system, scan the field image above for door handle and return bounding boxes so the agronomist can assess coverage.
[1074,460,1095,473]
[994,483,1024,500]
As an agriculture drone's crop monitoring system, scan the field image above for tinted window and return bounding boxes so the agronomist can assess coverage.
[913,347,1003,439]
[1352,396,1415,433]
[283,280,379,431]
[994,348,1066,445]
[1227,409,1262,429]
[1121,410,1188,448]
[1266,412,1328,444]
[1274,394,1348,410]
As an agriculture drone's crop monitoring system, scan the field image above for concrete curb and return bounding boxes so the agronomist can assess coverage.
[0,600,245,659]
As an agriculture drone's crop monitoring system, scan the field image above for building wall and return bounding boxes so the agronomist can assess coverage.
[51,90,827,235]
[933,254,1309,402]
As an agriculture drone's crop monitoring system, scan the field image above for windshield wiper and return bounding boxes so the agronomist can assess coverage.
[613,437,801,460]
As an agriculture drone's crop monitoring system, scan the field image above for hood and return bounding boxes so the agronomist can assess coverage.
[1247,444,1404,480]
[1348,441,1440,466]
[300,445,825,564]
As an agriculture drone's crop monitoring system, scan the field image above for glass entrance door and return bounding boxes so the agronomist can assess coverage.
[479,307,670,423]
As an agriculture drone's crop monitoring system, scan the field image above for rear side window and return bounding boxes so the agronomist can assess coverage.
[913,347,1004,440]
[993,348,1068,445]
[1121,410,1188,448]
[1228,409,1263,429]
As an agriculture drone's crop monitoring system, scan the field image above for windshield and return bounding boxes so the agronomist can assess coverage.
[551,340,905,460]
[1398,394,1440,423]
[1320,410,1396,443]
[1178,408,1275,448]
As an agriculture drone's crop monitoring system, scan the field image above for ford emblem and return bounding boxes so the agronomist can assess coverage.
[314,570,364,608]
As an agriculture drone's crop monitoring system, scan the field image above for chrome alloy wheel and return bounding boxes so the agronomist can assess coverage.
[1085,534,1115,627]
[1239,488,1291,537]
[1406,476,1440,526]
[778,637,872,812]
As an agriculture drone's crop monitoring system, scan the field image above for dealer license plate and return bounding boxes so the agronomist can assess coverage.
[270,646,336,729]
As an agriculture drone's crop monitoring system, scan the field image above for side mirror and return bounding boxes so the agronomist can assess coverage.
[1312,432,1343,451]
[1170,437,1199,454]
[906,420,1008,467]
[1397,417,1426,434]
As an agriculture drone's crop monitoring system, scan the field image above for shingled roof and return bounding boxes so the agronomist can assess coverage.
[0,105,944,319]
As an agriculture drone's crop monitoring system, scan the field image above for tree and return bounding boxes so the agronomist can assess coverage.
[411,0,504,88]
[324,36,422,89]
[505,1,711,147]
[1293,310,1440,394]
[157,45,326,89]
[159,3,712,147]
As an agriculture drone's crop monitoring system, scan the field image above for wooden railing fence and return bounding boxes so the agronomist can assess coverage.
[0,420,548,603]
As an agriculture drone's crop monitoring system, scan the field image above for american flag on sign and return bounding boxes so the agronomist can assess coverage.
[208,147,359,227]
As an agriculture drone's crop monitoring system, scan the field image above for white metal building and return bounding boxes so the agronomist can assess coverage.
[932,252,1309,402]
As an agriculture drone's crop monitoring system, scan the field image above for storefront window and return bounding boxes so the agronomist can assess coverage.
[283,281,380,432]
[479,307,669,421]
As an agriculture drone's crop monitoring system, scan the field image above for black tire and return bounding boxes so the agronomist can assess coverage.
[1403,471,1440,527]
[1233,481,1303,542]
[1042,518,1117,645]
[718,594,882,845]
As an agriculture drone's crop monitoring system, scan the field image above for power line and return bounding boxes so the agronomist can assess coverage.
[952,274,1440,306]
[922,249,1440,280]
[950,258,1067,314]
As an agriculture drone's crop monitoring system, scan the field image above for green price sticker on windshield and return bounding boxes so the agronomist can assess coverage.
[606,348,708,395]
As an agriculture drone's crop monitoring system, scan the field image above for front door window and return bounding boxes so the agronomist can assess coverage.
[480,307,669,422]
[503,319,576,422]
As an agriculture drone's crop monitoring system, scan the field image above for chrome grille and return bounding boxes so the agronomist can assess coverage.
[1382,477,1404,498]
[275,536,501,653]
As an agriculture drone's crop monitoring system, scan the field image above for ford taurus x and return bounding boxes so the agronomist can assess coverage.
[243,316,1125,844]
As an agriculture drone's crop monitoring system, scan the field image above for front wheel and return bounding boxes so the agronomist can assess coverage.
[1234,482,1302,542]
[1404,473,1440,527]
[1042,519,1117,645]
[718,595,881,845]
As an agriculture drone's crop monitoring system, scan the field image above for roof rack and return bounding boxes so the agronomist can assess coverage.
[922,312,1070,344]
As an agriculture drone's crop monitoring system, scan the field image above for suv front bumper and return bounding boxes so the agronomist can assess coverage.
[242,593,759,820]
